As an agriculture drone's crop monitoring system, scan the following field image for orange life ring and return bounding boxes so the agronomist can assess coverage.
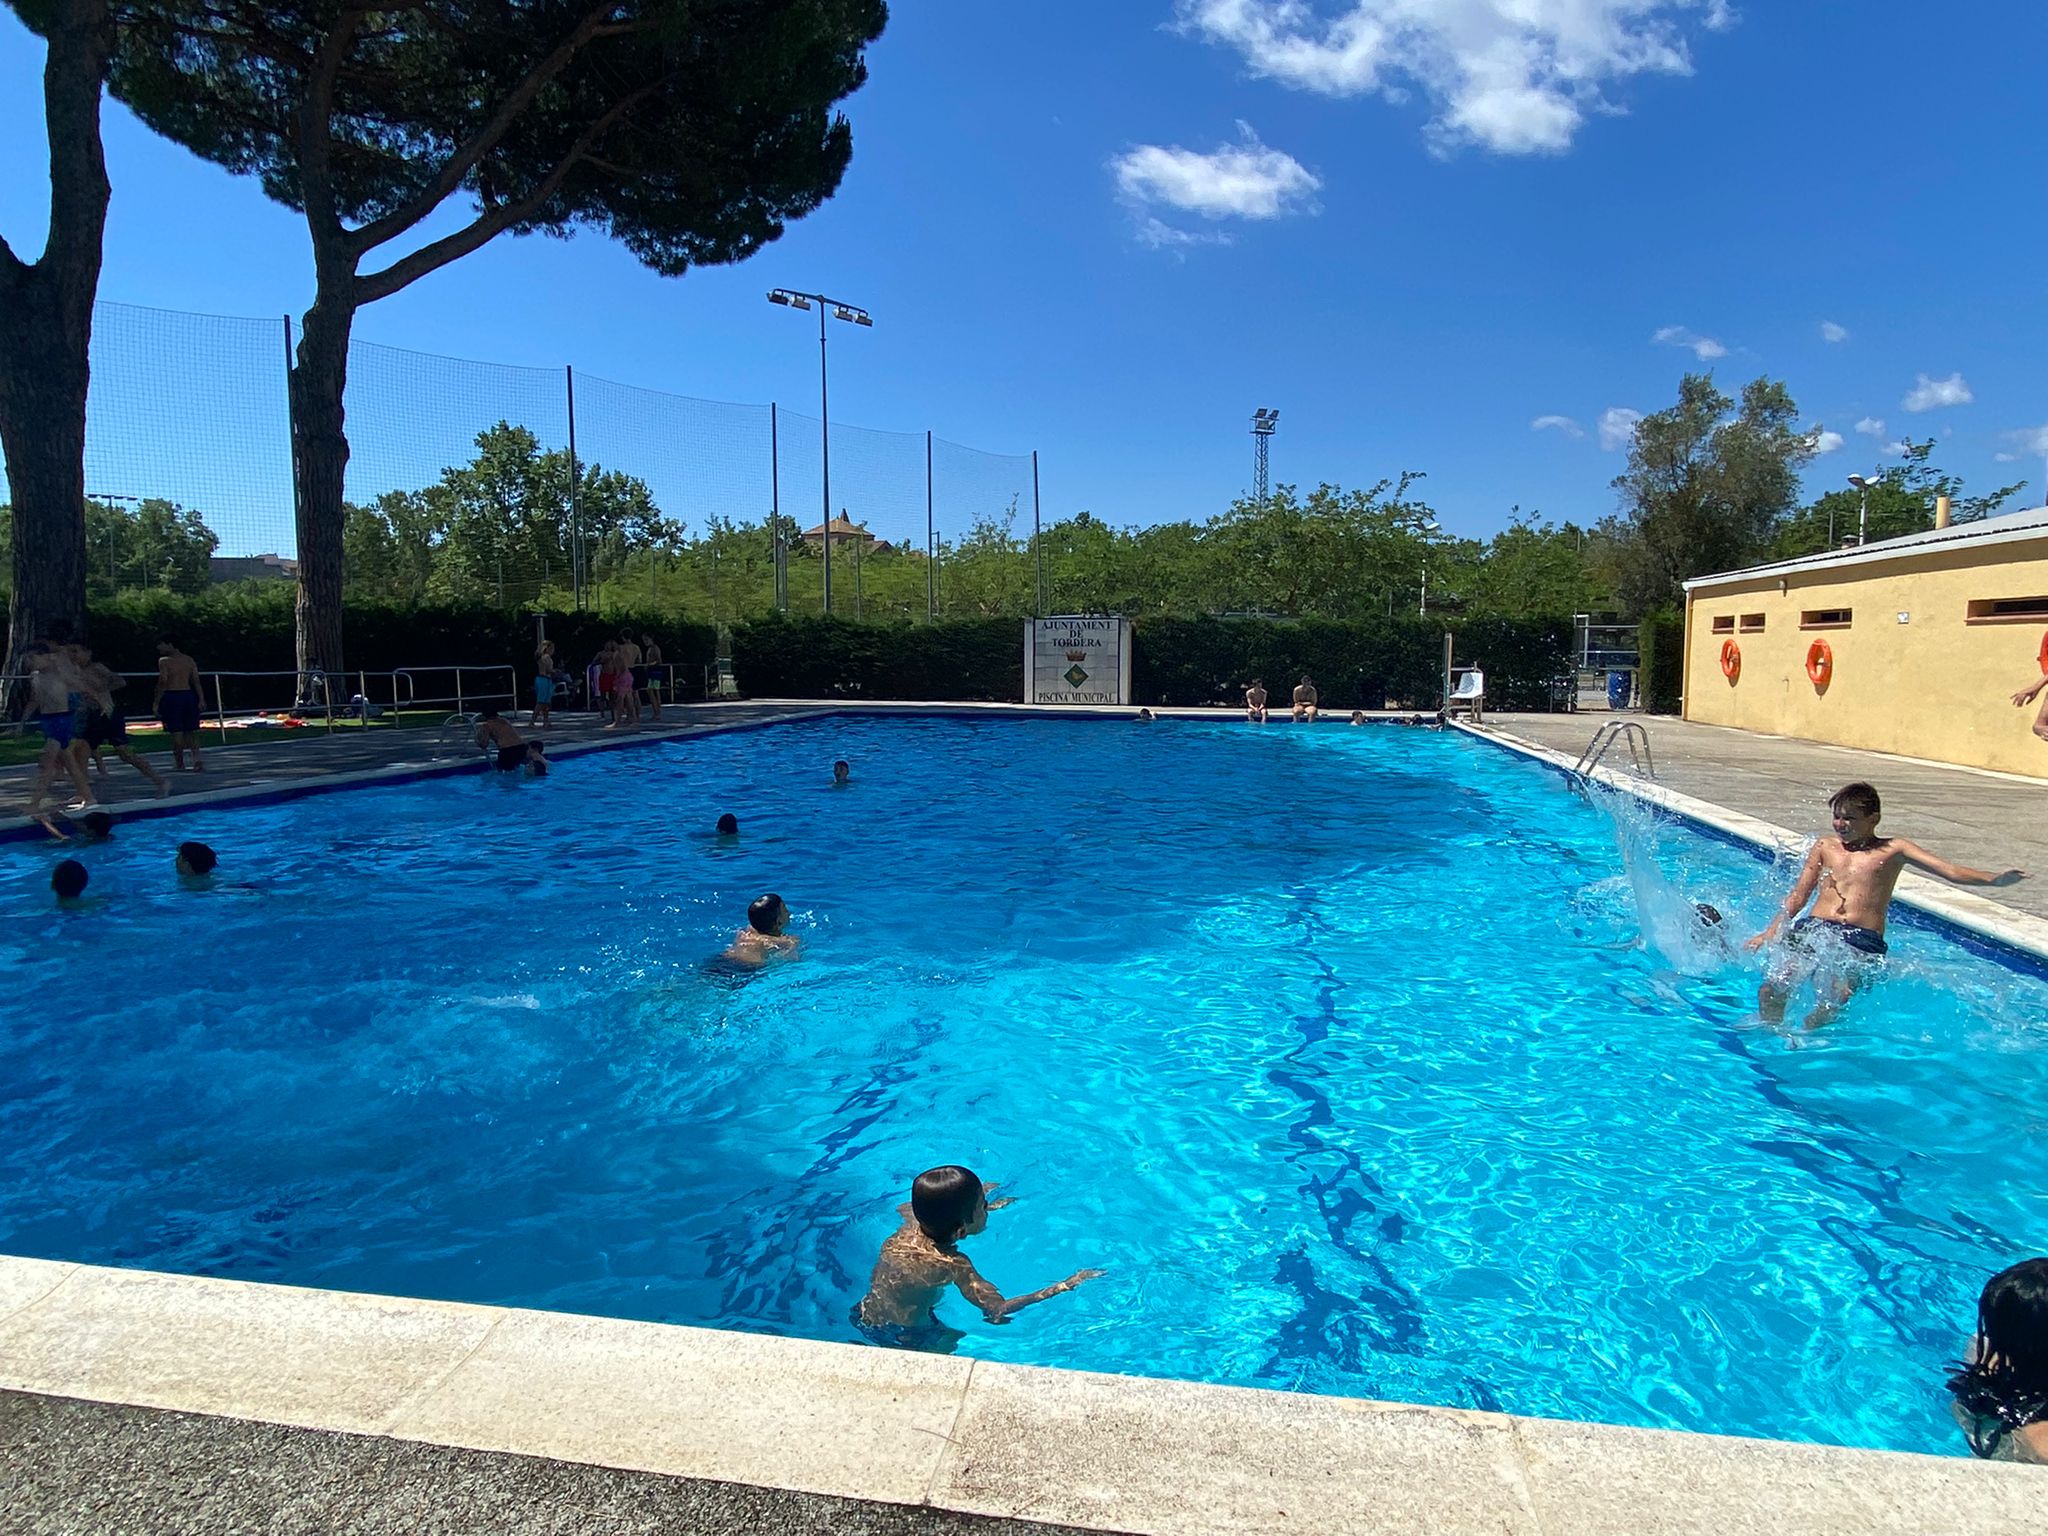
[2038,629,2048,673]
[1805,639,1833,688]
[1720,639,1741,681]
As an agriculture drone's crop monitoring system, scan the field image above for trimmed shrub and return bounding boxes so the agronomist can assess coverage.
[1637,608,1684,714]
[731,615,1022,700]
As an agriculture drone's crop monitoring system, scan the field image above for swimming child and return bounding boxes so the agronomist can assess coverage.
[722,893,798,968]
[715,813,739,836]
[1349,710,1366,725]
[832,759,851,786]
[51,859,89,904]
[1746,782,2022,1028]
[854,1165,1103,1351]
[175,841,218,880]
[1947,1257,2048,1462]
[1135,708,1155,723]
[473,709,539,772]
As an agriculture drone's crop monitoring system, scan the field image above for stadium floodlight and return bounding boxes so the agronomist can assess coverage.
[1250,407,1279,502]
[767,289,875,613]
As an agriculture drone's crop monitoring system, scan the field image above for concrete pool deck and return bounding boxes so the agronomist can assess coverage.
[1,1257,2039,1535]
[5,701,2044,1531]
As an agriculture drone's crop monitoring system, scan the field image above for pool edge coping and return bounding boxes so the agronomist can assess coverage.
[0,1256,2037,1536]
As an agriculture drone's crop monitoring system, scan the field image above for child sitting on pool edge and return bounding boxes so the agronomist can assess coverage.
[854,1165,1103,1352]
[1948,1256,2048,1462]
[1745,781,2022,1028]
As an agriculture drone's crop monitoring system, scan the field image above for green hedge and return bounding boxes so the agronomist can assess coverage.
[80,588,716,707]
[1132,615,1571,710]
[732,615,1022,700]
[728,613,1574,710]
[1638,608,1684,714]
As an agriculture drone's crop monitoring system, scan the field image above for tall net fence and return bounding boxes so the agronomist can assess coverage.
[3,299,1046,621]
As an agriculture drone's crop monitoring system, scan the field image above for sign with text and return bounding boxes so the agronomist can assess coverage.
[1025,617,1131,705]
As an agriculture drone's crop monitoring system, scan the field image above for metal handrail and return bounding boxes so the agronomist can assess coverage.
[1573,720,1656,783]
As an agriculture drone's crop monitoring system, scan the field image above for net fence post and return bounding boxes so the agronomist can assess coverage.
[1032,450,1044,617]
[771,402,785,612]
[566,364,582,612]
[925,429,935,622]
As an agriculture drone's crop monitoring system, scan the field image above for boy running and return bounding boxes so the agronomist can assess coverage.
[23,642,95,814]
[152,637,206,771]
[1746,782,2022,1027]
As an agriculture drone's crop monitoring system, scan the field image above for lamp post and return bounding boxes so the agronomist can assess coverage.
[767,289,872,613]
[1250,408,1278,503]
[1847,472,1878,546]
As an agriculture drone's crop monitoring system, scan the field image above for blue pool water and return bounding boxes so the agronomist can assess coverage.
[3,716,2044,1454]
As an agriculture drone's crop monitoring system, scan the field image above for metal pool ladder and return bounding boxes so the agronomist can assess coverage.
[1572,720,1656,785]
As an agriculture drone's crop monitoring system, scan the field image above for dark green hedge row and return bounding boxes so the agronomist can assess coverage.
[1133,615,1572,710]
[80,588,716,707]
[1637,608,1684,714]
[732,615,1022,700]
[731,613,1575,711]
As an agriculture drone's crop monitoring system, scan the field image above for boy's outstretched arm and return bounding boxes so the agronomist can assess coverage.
[2011,674,2048,708]
[1893,839,2024,888]
[946,1256,1103,1324]
[1746,844,1824,951]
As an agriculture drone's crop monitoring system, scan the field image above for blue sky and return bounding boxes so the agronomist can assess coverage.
[3,0,2045,553]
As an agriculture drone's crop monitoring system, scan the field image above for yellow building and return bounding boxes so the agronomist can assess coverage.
[1683,504,2048,775]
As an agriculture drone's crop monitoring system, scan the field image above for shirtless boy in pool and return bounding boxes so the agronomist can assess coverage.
[1746,782,2022,1028]
[855,1165,1102,1351]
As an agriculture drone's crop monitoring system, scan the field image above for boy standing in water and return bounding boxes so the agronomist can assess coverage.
[855,1165,1103,1351]
[1746,782,2022,1027]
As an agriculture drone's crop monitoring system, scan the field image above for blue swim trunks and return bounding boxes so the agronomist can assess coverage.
[1790,915,1888,957]
[38,711,75,749]
[851,1305,961,1353]
[159,688,201,734]
[535,675,556,705]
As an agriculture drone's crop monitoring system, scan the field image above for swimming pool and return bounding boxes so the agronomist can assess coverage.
[2,715,2042,1456]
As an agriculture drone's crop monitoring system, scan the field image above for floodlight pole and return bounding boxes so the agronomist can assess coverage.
[768,289,871,616]
[1251,408,1279,504]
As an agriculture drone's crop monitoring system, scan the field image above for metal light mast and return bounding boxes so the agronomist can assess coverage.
[1251,407,1279,503]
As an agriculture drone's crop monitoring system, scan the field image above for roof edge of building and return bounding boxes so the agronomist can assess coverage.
[1684,508,2048,593]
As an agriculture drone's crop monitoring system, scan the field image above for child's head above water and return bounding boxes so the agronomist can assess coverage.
[716,812,739,835]
[51,859,88,902]
[832,759,850,783]
[910,1164,987,1243]
[176,841,217,877]
[1949,1256,2048,1452]
[747,892,788,934]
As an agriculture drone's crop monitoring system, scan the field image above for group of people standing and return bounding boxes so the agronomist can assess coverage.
[532,633,667,729]
[21,633,209,821]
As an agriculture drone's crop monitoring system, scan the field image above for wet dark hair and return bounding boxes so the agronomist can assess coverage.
[1694,902,1724,926]
[82,811,115,839]
[51,859,88,900]
[177,841,218,875]
[1831,782,1880,820]
[1948,1257,2048,1456]
[478,707,500,721]
[716,813,739,834]
[528,757,548,778]
[747,892,786,933]
[910,1165,984,1242]
[833,759,849,772]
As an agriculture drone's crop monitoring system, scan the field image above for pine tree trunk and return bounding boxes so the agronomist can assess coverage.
[289,288,354,677]
[0,0,111,674]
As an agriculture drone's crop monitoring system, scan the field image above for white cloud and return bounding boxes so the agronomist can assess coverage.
[1531,414,1585,438]
[2004,423,2048,456]
[1599,406,1642,451]
[1177,0,1727,156]
[1853,416,1884,437]
[1820,320,1848,343]
[1901,372,1972,412]
[1653,324,1726,360]
[1995,452,2019,463]
[1811,428,1845,455]
[1882,439,1911,457]
[1111,123,1320,246]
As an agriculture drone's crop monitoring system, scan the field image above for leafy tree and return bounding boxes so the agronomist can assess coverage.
[107,0,888,674]
[0,0,114,667]
[82,497,219,593]
[1453,514,1606,619]
[1600,373,1814,615]
[1772,439,2027,558]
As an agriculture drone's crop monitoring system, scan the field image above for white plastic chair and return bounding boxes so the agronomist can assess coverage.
[1446,668,1486,721]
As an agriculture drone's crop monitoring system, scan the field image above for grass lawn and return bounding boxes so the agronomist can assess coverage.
[0,709,462,768]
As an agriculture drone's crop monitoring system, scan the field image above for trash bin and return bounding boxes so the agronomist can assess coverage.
[1606,670,1631,709]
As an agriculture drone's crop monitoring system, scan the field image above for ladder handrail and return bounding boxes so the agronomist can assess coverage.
[1572,720,1656,783]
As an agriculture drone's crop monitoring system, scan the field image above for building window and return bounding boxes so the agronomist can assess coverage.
[1966,596,2048,623]
[1711,616,1735,634]
[1801,608,1853,629]
[1738,613,1766,633]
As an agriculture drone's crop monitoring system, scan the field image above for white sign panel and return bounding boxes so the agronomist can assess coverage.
[1026,617,1131,705]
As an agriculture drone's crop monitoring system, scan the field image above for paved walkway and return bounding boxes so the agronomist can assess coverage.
[1486,712,2048,920]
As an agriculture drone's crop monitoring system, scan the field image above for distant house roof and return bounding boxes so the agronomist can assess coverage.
[802,517,877,541]
[209,553,299,582]
[1683,505,2048,592]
